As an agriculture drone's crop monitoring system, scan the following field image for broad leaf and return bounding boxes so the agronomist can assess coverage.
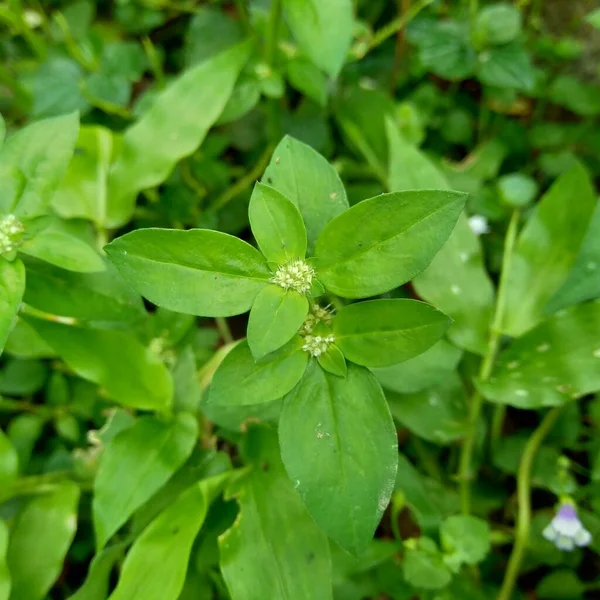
[502,163,596,336]
[7,482,79,600]
[282,0,352,77]
[108,475,228,600]
[402,538,452,590]
[0,112,79,217]
[0,258,25,355]
[106,229,270,317]
[333,299,451,367]
[440,515,490,569]
[315,190,466,298]
[279,362,398,554]
[247,285,308,360]
[262,136,348,254]
[248,183,307,263]
[478,43,535,91]
[220,425,332,600]
[480,300,600,408]
[25,317,173,411]
[107,42,250,227]
[93,413,198,549]
[208,339,308,406]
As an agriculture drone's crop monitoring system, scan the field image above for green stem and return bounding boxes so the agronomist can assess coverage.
[458,210,520,514]
[265,0,282,67]
[142,36,165,89]
[215,317,234,345]
[496,406,563,600]
[234,0,252,33]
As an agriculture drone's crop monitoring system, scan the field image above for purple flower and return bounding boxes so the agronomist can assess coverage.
[543,502,592,551]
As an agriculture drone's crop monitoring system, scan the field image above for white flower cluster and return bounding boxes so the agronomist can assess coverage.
[302,334,335,357]
[271,259,315,294]
[300,304,333,335]
[0,214,25,256]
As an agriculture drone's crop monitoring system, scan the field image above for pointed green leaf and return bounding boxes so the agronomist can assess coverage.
[108,474,228,600]
[315,190,467,298]
[208,339,308,406]
[106,228,270,317]
[333,299,451,368]
[7,482,79,600]
[317,344,346,377]
[106,42,251,227]
[249,183,307,263]
[24,317,172,411]
[220,425,333,600]
[480,300,600,408]
[262,136,348,254]
[502,163,597,336]
[68,544,126,600]
[279,362,398,554]
[0,258,25,355]
[93,413,198,550]
[282,0,352,78]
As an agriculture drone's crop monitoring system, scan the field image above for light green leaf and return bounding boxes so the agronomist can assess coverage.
[7,481,79,600]
[106,228,270,317]
[282,0,352,78]
[0,430,18,487]
[22,257,145,322]
[333,299,451,367]
[248,182,307,263]
[315,190,466,298]
[208,339,308,406]
[587,8,600,29]
[0,520,9,600]
[106,42,250,227]
[262,136,349,254]
[480,300,600,408]
[68,544,126,600]
[52,126,119,226]
[286,58,328,107]
[279,362,398,554]
[474,3,522,45]
[0,258,25,355]
[386,372,468,445]
[402,538,452,590]
[478,43,535,91]
[502,163,597,336]
[373,339,462,394]
[0,112,79,217]
[108,474,228,600]
[317,343,346,377]
[247,285,308,360]
[24,317,172,411]
[93,413,198,550]
[20,230,105,273]
[220,425,332,600]
[440,515,490,568]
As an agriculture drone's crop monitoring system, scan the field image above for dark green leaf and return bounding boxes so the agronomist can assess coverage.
[478,43,535,91]
[0,430,18,487]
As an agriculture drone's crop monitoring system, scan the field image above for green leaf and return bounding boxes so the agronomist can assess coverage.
[68,544,126,600]
[0,112,79,217]
[480,301,600,408]
[317,343,346,377]
[262,136,349,254]
[279,361,398,554]
[587,8,600,29]
[474,3,522,46]
[502,163,597,336]
[286,58,328,107]
[7,481,79,600]
[0,258,25,355]
[247,286,308,360]
[106,42,250,227]
[315,190,466,298]
[478,43,535,91]
[0,520,10,600]
[549,76,600,117]
[497,173,538,209]
[24,317,172,411]
[93,413,197,550]
[105,228,270,317]
[52,126,119,226]
[0,429,18,488]
[22,257,145,322]
[108,474,228,600]
[440,515,490,568]
[20,230,105,273]
[536,569,586,599]
[402,538,452,590]
[373,339,462,394]
[220,425,333,600]
[208,339,308,406]
[248,182,307,263]
[386,119,494,355]
[386,372,468,445]
[333,299,451,368]
[282,0,352,77]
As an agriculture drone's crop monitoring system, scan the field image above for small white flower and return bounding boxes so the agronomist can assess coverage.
[468,215,490,236]
[543,502,592,551]
[271,260,315,295]
[302,334,335,357]
[0,214,25,255]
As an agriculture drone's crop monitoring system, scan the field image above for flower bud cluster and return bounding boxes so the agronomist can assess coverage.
[271,259,315,294]
[302,334,335,357]
[0,214,25,256]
